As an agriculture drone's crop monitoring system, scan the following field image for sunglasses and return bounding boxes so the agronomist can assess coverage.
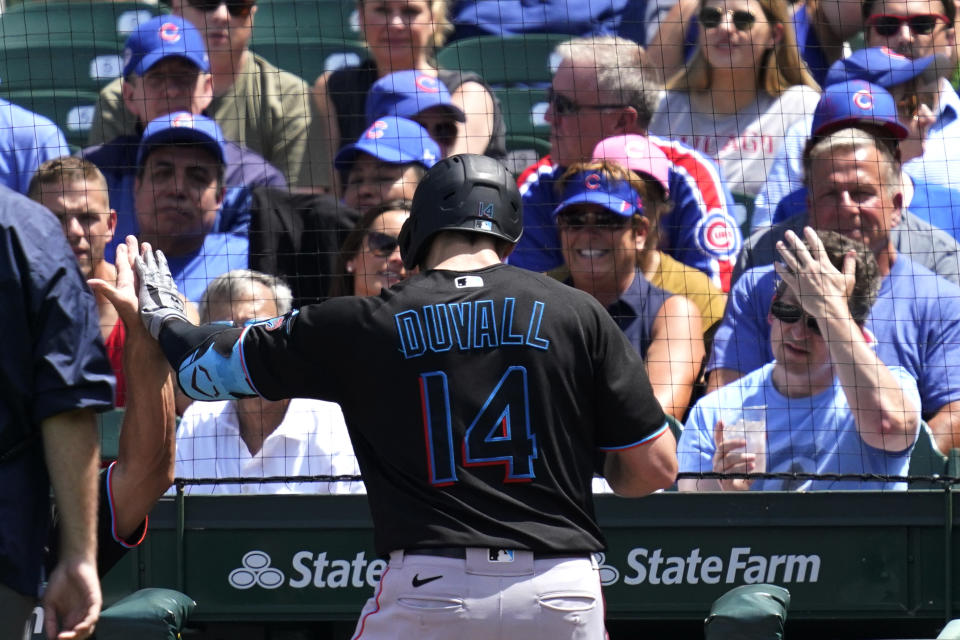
[557,209,630,228]
[546,89,626,117]
[366,230,400,257]
[186,0,256,18]
[699,6,758,31]
[867,13,949,36]
[770,300,821,335]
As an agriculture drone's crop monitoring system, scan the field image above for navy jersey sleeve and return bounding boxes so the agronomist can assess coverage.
[0,193,114,427]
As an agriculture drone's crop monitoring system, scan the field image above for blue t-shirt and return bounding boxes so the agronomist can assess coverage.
[0,187,114,595]
[0,98,70,195]
[167,231,250,303]
[83,136,285,263]
[678,363,919,490]
[710,256,960,415]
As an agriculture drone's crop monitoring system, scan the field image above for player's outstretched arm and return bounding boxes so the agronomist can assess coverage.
[604,428,678,497]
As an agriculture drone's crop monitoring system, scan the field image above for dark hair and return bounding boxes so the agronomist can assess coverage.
[863,0,955,22]
[775,230,881,325]
[330,198,412,297]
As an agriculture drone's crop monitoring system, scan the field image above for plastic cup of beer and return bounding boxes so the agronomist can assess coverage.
[723,405,767,474]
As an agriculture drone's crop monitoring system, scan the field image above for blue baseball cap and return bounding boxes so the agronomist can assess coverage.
[334,116,441,172]
[812,80,909,140]
[552,170,643,219]
[365,71,466,124]
[123,15,209,77]
[824,46,947,88]
[137,112,226,169]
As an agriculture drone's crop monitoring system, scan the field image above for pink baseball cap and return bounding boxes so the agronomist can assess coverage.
[592,135,671,196]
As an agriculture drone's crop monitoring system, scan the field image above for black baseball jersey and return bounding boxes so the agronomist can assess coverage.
[243,264,665,555]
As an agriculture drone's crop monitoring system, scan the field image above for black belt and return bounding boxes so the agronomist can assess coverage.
[407,547,589,560]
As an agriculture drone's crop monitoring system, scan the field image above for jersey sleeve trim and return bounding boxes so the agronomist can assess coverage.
[597,422,669,452]
[105,461,148,549]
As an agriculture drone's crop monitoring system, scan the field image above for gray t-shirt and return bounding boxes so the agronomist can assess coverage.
[733,210,960,286]
[649,85,820,197]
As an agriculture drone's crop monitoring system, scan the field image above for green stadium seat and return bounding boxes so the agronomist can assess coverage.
[0,38,124,93]
[1,89,99,149]
[504,135,549,176]
[732,191,755,238]
[0,1,163,44]
[704,583,790,639]
[252,0,361,45]
[250,37,367,83]
[437,34,572,87]
[908,421,948,489]
[494,87,550,174]
[98,408,125,463]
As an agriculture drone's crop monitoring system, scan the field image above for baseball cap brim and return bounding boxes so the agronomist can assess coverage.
[813,116,909,140]
[137,127,225,168]
[552,193,638,219]
[135,50,207,76]
[334,139,428,171]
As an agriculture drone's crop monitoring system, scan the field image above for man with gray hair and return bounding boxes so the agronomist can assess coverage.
[707,127,960,452]
[510,35,742,291]
[172,269,363,495]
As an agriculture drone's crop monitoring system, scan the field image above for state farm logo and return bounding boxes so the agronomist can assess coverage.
[229,550,285,589]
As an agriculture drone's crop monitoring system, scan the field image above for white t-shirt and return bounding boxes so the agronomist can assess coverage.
[173,398,365,495]
[649,85,821,197]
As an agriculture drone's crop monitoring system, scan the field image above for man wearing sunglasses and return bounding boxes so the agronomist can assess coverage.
[709,127,960,453]
[679,228,920,492]
[510,36,742,292]
[82,15,286,266]
[87,0,330,192]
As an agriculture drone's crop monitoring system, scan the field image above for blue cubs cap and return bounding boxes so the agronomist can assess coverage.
[812,80,909,140]
[365,70,466,124]
[824,46,946,88]
[552,170,643,219]
[123,15,209,77]
[334,116,441,172]
[137,112,226,169]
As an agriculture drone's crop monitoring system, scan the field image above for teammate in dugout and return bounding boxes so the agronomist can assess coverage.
[132,153,677,638]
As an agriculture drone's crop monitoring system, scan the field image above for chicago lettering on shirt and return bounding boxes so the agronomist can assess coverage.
[679,133,776,156]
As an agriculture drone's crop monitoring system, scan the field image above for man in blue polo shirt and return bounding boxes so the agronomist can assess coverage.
[83,15,285,263]
[709,127,960,453]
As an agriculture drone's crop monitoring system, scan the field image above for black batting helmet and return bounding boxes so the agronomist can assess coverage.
[398,154,523,269]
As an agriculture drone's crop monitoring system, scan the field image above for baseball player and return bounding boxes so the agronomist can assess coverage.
[134,154,677,639]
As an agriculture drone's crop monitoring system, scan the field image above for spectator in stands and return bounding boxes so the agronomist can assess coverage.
[64,236,178,576]
[756,49,960,241]
[647,0,821,199]
[335,116,440,214]
[707,128,960,453]
[679,228,919,491]
[312,0,506,188]
[556,161,705,419]
[648,0,864,87]
[737,78,960,284]
[88,0,329,191]
[174,270,364,495]
[592,135,728,336]
[365,70,466,158]
[83,15,286,264]
[862,0,960,190]
[331,199,411,297]
[0,100,69,196]
[511,36,742,293]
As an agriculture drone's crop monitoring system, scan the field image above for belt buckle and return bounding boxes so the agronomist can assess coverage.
[488,549,515,563]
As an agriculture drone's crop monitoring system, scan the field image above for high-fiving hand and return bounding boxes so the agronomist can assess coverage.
[133,242,189,340]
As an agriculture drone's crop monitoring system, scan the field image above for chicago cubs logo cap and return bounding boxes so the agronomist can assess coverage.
[824,46,948,88]
[811,80,908,140]
[334,116,441,173]
[551,170,642,219]
[592,135,671,196]
[364,70,466,125]
[137,111,226,169]
[122,15,209,78]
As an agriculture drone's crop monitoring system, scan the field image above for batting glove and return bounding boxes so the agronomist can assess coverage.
[135,248,189,340]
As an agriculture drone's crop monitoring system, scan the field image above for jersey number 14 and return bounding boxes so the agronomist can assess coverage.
[419,366,539,486]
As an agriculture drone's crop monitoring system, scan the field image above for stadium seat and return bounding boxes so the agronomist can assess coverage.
[0,1,163,44]
[704,583,790,640]
[0,37,124,93]
[250,37,367,83]
[436,34,572,87]
[732,191,755,237]
[908,421,948,489]
[252,0,361,45]
[1,89,99,150]
[494,87,550,174]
